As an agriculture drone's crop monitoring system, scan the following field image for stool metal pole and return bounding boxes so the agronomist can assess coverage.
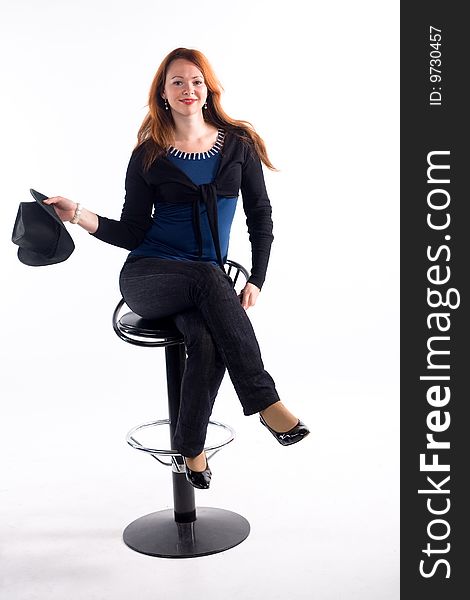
[165,343,197,523]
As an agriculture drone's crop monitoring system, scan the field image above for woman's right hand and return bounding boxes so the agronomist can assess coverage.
[42,196,77,222]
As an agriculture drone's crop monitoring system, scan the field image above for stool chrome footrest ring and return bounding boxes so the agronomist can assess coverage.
[125,419,235,469]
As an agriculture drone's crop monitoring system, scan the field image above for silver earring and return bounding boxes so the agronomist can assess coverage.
[164,98,168,110]
[203,101,208,110]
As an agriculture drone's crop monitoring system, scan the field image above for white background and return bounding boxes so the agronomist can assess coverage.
[0,1,399,599]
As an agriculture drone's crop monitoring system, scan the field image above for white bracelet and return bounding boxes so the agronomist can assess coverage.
[70,203,82,224]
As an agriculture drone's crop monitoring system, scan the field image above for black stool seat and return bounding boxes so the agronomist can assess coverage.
[120,312,182,338]
[113,300,183,348]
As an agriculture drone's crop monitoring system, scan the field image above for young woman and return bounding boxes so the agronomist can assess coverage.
[43,47,310,490]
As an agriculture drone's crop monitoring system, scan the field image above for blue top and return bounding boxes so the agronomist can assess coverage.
[129,129,238,265]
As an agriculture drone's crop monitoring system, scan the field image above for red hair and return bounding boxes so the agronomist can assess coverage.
[135,47,277,173]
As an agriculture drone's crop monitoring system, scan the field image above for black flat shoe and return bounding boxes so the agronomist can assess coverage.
[259,413,310,446]
[183,455,212,489]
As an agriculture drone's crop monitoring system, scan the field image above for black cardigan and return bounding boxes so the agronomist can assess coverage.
[91,128,275,289]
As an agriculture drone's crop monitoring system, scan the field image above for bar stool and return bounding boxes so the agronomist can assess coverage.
[112,259,251,558]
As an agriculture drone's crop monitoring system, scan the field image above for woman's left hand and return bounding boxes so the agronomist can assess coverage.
[239,282,260,310]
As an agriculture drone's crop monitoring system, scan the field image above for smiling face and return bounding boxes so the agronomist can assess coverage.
[161,58,208,116]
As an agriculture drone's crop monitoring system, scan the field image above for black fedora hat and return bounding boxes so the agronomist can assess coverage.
[12,188,75,266]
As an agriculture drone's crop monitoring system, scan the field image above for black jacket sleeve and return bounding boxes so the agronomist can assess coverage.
[240,142,275,290]
[90,146,154,249]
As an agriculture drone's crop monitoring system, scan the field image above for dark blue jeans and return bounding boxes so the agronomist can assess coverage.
[118,256,281,457]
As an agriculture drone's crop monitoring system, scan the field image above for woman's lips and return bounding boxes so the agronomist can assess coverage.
[180,99,197,104]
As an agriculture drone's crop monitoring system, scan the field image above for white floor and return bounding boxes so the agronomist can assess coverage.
[1,368,399,600]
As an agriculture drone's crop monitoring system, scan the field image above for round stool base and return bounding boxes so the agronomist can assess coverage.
[123,507,250,558]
